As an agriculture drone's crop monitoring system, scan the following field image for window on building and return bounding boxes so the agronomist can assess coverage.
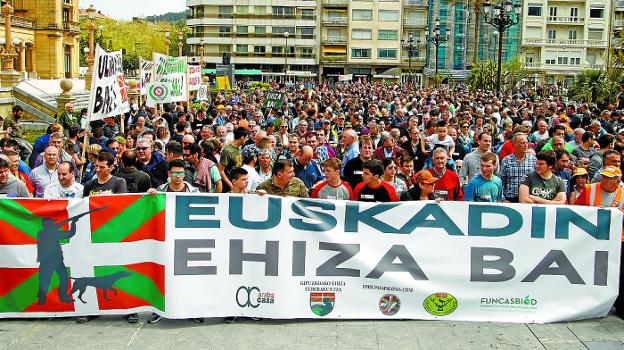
[352,9,373,21]
[547,29,556,39]
[301,9,314,20]
[255,26,266,35]
[570,57,580,65]
[589,7,604,18]
[272,46,284,55]
[237,26,248,34]
[300,27,315,39]
[528,5,542,16]
[378,30,398,40]
[568,30,577,40]
[378,10,399,21]
[273,6,295,18]
[219,6,233,18]
[557,57,568,65]
[254,46,266,54]
[272,27,296,35]
[219,26,232,37]
[218,45,230,53]
[301,47,314,58]
[236,45,248,54]
[352,48,371,58]
[352,29,372,40]
[236,6,249,15]
[545,59,555,65]
[254,6,267,15]
[570,8,578,19]
[548,7,557,21]
[588,29,603,40]
[378,48,398,59]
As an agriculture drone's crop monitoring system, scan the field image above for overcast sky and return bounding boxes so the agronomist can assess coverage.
[79,0,188,20]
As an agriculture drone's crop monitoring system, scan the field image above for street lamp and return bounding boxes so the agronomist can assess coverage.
[492,31,499,61]
[283,31,290,83]
[402,32,421,85]
[177,31,184,57]
[483,0,522,94]
[85,5,96,89]
[425,17,450,86]
[164,29,171,54]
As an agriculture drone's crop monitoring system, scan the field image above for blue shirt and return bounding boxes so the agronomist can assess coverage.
[341,143,360,176]
[464,174,504,202]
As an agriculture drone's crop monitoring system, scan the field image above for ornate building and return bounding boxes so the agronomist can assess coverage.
[4,0,80,79]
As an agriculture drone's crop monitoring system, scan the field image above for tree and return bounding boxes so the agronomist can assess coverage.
[467,60,497,91]
[471,0,485,66]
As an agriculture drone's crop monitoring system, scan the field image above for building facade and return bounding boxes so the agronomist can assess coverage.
[6,0,80,79]
[521,0,610,86]
[186,0,319,82]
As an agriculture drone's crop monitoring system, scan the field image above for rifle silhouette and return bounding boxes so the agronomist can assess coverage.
[55,206,109,226]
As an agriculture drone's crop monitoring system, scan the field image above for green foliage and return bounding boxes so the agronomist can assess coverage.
[251,82,271,90]
[79,19,189,73]
[145,10,190,23]
[467,58,528,92]
[568,68,624,105]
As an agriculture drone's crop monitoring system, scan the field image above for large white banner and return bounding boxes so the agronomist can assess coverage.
[0,194,620,323]
[87,45,130,121]
[188,65,202,91]
[139,58,154,95]
[153,53,188,103]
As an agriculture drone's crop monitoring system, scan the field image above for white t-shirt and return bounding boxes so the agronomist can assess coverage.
[425,134,454,151]
[243,164,261,193]
[43,181,84,199]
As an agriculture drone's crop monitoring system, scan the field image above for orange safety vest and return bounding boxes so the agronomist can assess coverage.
[585,183,624,241]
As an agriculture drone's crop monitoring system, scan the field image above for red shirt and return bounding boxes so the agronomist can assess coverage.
[428,168,463,201]
[499,140,514,161]
[352,181,399,202]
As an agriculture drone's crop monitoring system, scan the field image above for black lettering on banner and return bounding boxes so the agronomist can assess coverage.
[236,286,260,308]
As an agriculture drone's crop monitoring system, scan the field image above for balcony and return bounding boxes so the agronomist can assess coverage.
[321,55,347,63]
[401,57,426,66]
[403,18,427,27]
[523,38,607,48]
[404,0,428,7]
[63,21,80,33]
[615,19,624,28]
[322,16,348,25]
[546,16,584,24]
[616,0,624,10]
[0,15,34,29]
[322,0,349,8]
[187,13,317,21]
[322,36,347,44]
[523,62,605,70]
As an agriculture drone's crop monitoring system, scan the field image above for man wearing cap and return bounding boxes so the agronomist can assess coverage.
[576,165,624,319]
[591,150,622,184]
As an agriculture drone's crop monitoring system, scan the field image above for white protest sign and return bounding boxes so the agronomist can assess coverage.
[153,53,188,102]
[188,65,202,91]
[88,45,130,121]
[146,82,172,107]
[139,58,154,95]
[197,85,209,101]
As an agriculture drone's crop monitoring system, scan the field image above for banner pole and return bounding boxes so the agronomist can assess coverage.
[80,46,98,183]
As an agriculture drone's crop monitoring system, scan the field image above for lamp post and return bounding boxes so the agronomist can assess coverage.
[0,1,16,72]
[283,31,290,83]
[491,31,499,61]
[483,0,522,94]
[402,32,421,85]
[84,5,96,90]
[164,29,171,55]
[177,31,183,57]
[425,17,450,86]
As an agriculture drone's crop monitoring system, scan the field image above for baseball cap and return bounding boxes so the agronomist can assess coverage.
[413,170,437,185]
[601,166,622,178]
[323,119,331,124]
[241,145,261,160]
[572,168,588,178]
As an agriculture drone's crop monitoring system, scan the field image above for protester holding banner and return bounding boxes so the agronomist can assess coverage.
[256,159,308,197]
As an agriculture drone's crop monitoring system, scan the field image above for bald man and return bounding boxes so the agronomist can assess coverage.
[292,145,325,189]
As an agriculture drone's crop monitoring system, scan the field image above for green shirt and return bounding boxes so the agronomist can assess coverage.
[257,177,309,198]
[219,143,242,176]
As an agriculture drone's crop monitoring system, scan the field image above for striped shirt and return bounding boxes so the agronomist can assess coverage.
[500,153,536,199]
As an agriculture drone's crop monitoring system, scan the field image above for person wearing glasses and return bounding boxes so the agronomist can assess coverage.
[135,137,168,188]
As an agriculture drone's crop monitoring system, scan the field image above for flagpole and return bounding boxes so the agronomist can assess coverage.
[80,45,99,183]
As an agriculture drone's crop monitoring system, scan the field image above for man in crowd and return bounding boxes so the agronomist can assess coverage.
[135,137,168,188]
[43,161,83,199]
[115,150,151,193]
[459,132,494,186]
[352,159,399,202]
[311,158,353,200]
[500,133,536,202]
[463,152,503,202]
[83,152,127,196]
[343,135,374,189]
[185,143,222,193]
[0,157,30,197]
[29,146,59,198]
[428,148,462,201]
[219,127,248,192]
[292,145,324,189]
[519,150,567,205]
[340,129,360,175]
[256,159,308,197]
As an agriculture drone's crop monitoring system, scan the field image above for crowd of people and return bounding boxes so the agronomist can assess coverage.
[1,80,623,321]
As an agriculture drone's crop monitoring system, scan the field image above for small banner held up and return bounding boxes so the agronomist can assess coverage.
[88,45,130,121]
[139,58,154,95]
[197,85,210,101]
[145,82,172,107]
[153,53,188,103]
[188,65,202,91]
[261,92,284,109]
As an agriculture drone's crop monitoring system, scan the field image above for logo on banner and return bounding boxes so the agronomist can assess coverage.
[379,294,401,316]
[310,292,335,316]
[423,292,458,316]
[236,286,275,308]
[479,296,538,311]
[148,83,171,103]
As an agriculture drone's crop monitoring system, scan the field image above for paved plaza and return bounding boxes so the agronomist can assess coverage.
[2,314,624,349]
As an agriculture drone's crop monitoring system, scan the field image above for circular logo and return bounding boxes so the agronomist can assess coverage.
[149,84,170,102]
[423,292,458,316]
[379,294,401,316]
[153,86,166,97]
